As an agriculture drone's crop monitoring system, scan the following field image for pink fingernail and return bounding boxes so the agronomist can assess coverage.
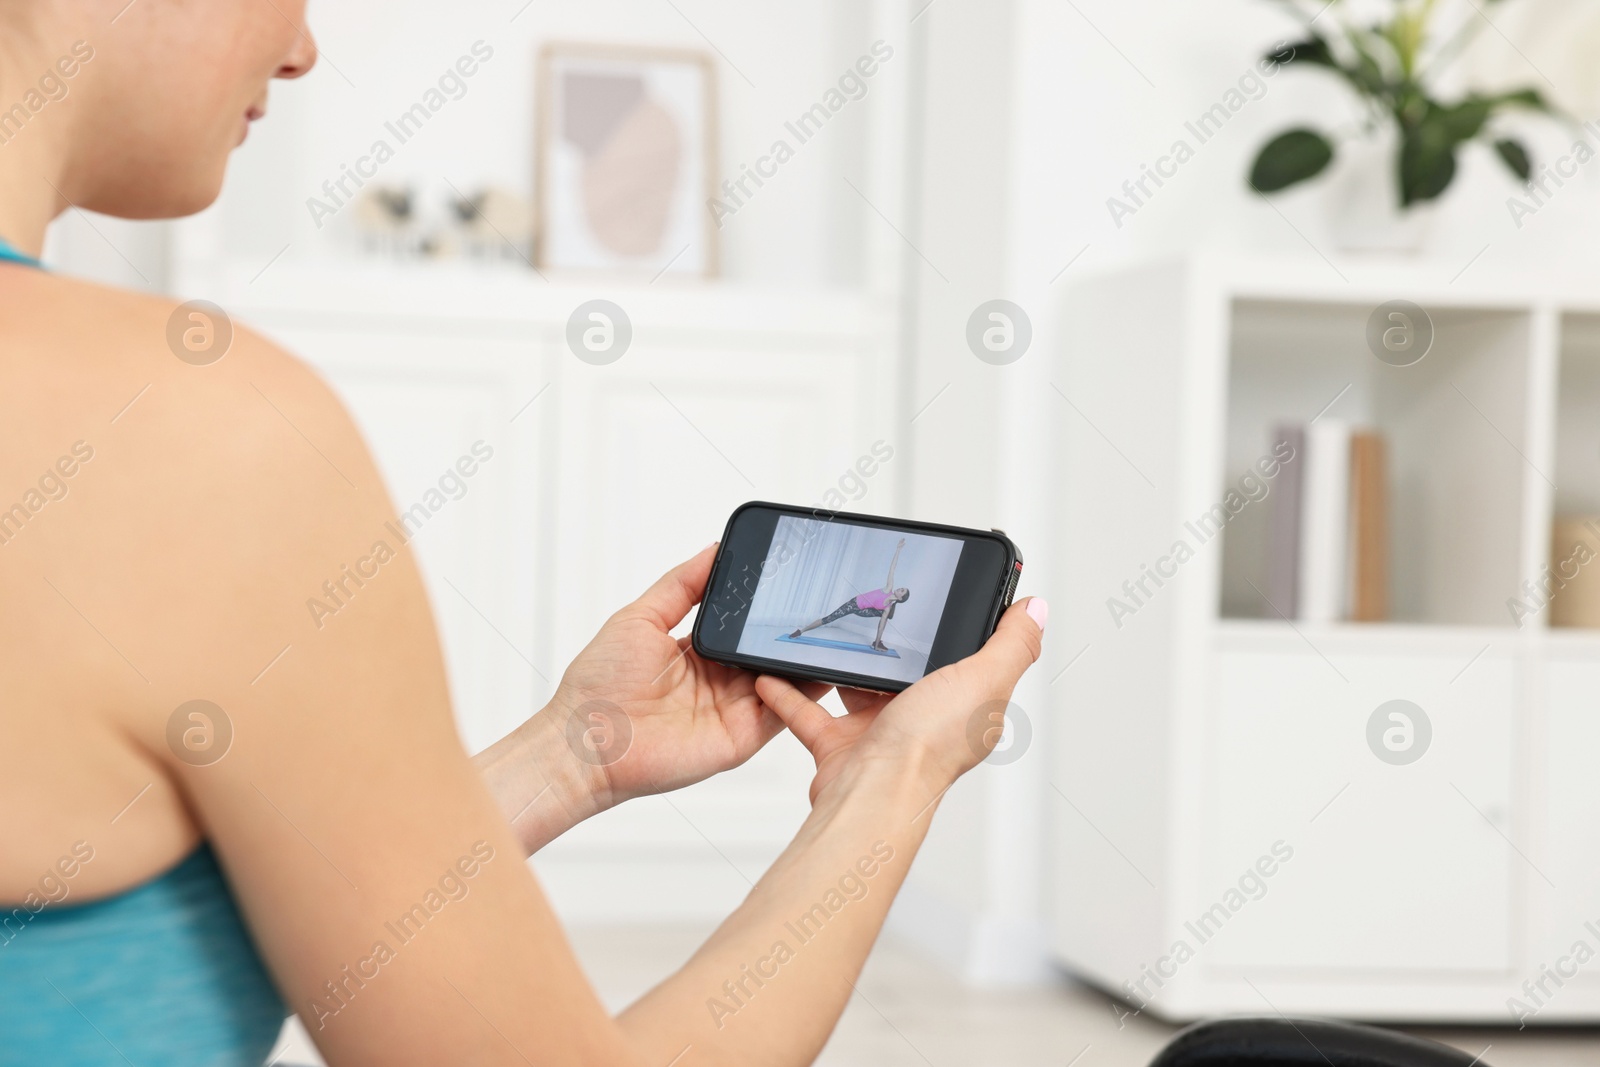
[1026,597,1049,630]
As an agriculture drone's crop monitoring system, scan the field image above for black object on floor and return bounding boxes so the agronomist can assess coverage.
[1148,1017,1488,1067]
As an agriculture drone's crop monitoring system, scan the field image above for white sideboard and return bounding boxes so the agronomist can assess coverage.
[1050,255,1600,1024]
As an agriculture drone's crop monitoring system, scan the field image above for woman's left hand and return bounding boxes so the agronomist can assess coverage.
[477,543,829,853]
[548,543,828,810]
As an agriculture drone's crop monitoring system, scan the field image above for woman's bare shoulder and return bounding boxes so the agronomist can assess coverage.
[2,267,346,440]
[0,268,417,900]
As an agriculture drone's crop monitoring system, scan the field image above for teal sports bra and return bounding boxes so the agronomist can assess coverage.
[0,235,42,268]
[0,845,288,1064]
[0,233,290,1063]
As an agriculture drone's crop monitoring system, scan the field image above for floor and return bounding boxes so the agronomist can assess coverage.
[271,923,1600,1066]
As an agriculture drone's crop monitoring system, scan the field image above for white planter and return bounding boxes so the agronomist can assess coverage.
[1326,130,1435,254]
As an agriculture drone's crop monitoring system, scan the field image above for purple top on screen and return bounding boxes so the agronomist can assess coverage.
[856,589,891,611]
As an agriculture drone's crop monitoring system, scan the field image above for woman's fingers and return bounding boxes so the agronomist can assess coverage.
[628,542,719,630]
[956,597,1047,692]
[794,680,835,704]
[839,687,892,715]
[754,675,835,754]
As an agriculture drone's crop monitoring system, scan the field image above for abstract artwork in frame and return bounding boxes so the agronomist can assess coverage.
[537,43,718,279]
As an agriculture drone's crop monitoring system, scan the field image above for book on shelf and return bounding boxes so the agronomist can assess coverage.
[1265,423,1304,619]
[1262,420,1390,623]
[1548,517,1600,628]
[1347,432,1389,622]
[1298,419,1351,624]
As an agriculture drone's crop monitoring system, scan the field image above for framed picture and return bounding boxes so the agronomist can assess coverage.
[536,42,719,279]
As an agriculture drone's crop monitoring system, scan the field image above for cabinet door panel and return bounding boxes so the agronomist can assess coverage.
[1529,658,1600,983]
[1201,647,1515,973]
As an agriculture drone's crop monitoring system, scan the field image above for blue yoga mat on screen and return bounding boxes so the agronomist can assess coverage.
[776,633,900,658]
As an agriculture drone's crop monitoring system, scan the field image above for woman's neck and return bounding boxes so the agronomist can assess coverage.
[0,155,65,257]
[0,38,75,256]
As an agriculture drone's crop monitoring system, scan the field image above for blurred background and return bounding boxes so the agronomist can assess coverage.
[43,0,1600,1062]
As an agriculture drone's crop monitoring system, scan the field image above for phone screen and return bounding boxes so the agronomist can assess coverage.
[696,504,1015,690]
[734,514,964,685]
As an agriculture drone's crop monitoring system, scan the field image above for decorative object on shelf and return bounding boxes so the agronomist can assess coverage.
[536,42,718,279]
[353,184,419,258]
[349,183,535,264]
[447,185,535,263]
[1547,516,1600,627]
[1248,0,1556,249]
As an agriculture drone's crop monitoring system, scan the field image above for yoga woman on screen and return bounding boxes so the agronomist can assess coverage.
[789,538,911,651]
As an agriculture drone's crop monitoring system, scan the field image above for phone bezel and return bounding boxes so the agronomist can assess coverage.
[691,501,1022,693]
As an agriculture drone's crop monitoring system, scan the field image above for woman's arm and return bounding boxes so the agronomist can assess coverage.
[471,707,602,855]
[882,537,905,591]
[621,747,936,1060]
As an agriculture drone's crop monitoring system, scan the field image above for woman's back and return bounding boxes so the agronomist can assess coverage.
[1,266,220,902]
[0,265,343,903]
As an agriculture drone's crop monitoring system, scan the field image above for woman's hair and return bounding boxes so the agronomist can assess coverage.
[894,587,910,603]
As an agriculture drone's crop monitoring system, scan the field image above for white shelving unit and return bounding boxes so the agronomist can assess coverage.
[1049,254,1600,1022]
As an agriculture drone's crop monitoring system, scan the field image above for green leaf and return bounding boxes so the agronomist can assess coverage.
[1495,138,1533,181]
[1271,34,1393,101]
[1250,129,1336,193]
[1399,122,1458,206]
[1271,37,1336,69]
[1434,97,1493,141]
[1492,87,1554,113]
[1343,31,1394,97]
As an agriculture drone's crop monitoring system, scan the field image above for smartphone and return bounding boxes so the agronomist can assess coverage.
[692,501,1024,693]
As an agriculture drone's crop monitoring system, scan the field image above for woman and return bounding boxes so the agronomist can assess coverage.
[0,4,1046,1065]
[788,538,911,652]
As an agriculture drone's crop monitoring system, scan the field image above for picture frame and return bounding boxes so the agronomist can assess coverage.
[535,42,719,279]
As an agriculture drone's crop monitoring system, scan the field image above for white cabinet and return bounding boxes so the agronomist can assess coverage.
[1050,255,1600,1022]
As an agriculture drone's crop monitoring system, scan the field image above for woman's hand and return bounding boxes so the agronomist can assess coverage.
[547,543,830,809]
[477,544,829,854]
[754,597,1047,805]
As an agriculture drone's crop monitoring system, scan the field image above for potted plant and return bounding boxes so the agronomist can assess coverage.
[1249,0,1555,248]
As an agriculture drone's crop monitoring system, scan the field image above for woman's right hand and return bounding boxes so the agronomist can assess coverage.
[755,597,1047,806]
